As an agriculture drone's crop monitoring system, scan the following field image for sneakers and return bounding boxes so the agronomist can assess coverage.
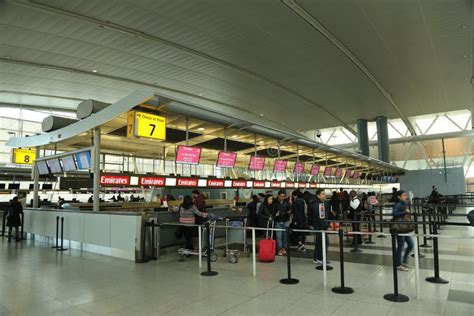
[313,259,323,265]
[297,244,306,252]
[402,263,411,268]
[278,249,285,256]
[397,265,409,272]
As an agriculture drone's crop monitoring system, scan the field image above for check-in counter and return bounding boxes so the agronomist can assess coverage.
[23,208,143,261]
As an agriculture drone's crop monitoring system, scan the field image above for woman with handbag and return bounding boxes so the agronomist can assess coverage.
[392,190,414,272]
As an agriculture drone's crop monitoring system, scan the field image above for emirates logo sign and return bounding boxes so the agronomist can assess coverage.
[232,180,247,188]
[100,175,130,186]
[207,179,224,187]
[177,178,198,187]
[139,177,165,186]
[253,181,265,188]
[270,182,281,188]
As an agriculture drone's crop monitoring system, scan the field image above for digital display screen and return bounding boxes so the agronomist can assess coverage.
[47,158,63,174]
[310,164,320,176]
[75,151,91,169]
[324,167,333,177]
[346,168,352,178]
[176,145,202,165]
[353,171,361,179]
[294,162,305,174]
[273,160,287,172]
[335,168,343,177]
[249,156,265,170]
[36,160,50,175]
[216,151,237,168]
[61,155,77,172]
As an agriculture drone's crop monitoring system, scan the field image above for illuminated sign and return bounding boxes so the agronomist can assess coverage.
[139,177,165,186]
[12,148,35,165]
[298,183,306,188]
[294,162,305,174]
[310,164,321,176]
[324,167,333,177]
[249,156,265,170]
[127,110,166,140]
[216,151,237,168]
[270,182,281,188]
[100,175,130,186]
[176,145,202,164]
[335,168,343,177]
[346,169,352,178]
[286,182,295,188]
[273,160,287,172]
[253,181,265,188]
[232,180,247,188]
[207,179,225,187]
[309,183,317,188]
[176,178,199,187]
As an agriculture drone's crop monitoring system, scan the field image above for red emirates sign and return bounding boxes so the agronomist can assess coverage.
[253,181,265,188]
[270,182,281,188]
[207,179,225,187]
[286,182,295,188]
[100,175,130,186]
[232,180,247,188]
[177,178,198,187]
[298,182,307,188]
[139,177,165,187]
[310,183,317,188]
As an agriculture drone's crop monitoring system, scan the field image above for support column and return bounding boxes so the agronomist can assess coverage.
[356,119,369,156]
[93,127,101,212]
[32,147,40,208]
[376,116,390,163]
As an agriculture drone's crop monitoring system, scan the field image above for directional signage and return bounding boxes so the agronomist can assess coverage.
[127,110,166,140]
[12,148,35,165]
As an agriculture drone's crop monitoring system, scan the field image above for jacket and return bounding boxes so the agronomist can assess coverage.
[257,203,273,227]
[292,198,307,228]
[309,198,328,230]
[273,199,291,222]
[6,201,23,227]
[392,201,407,218]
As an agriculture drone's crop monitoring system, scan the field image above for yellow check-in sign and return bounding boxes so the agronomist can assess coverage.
[127,110,166,140]
[12,148,35,164]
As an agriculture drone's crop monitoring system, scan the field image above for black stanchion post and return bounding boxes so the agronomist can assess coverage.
[378,205,386,238]
[151,220,157,260]
[366,213,375,244]
[20,212,26,240]
[383,229,409,302]
[280,228,299,284]
[332,228,353,294]
[201,222,218,277]
[425,219,449,284]
[52,216,59,249]
[411,211,425,258]
[427,208,433,240]
[136,221,149,263]
[57,217,68,251]
[420,203,431,248]
[1,211,6,236]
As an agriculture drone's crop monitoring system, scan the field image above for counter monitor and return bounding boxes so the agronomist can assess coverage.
[36,160,50,175]
[310,164,321,176]
[216,151,237,168]
[176,145,202,165]
[273,160,287,172]
[61,155,77,172]
[75,151,91,169]
[47,158,63,174]
[249,156,265,170]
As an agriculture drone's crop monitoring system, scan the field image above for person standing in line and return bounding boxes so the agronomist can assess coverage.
[389,187,398,202]
[330,191,340,219]
[6,196,23,242]
[309,189,330,265]
[246,195,259,228]
[393,190,414,272]
[292,190,307,252]
[341,190,350,219]
[257,194,274,237]
[273,190,291,256]
[192,189,206,225]
[169,195,208,250]
[349,190,363,245]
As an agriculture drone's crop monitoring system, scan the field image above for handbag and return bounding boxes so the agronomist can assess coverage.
[391,215,415,234]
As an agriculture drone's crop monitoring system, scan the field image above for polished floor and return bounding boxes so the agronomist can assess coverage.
[0,213,473,315]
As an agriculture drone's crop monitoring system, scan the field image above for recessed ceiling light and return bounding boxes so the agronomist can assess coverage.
[461,24,467,29]
[197,127,205,131]
[258,141,263,144]
[259,114,264,117]
[463,54,468,58]
[198,93,203,96]
[92,69,98,73]
[232,135,238,138]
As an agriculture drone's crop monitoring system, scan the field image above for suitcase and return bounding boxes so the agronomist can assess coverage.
[258,219,276,262]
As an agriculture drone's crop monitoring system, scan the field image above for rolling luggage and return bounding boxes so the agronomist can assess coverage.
[258,219,276,262]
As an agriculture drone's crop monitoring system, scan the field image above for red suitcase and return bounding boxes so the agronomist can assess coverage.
[258,219,276,262]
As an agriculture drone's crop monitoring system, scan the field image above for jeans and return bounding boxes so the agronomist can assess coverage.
[314,231,329,261]
[182,226,195,250]
[395,235,414,267]
[275,221,290,250]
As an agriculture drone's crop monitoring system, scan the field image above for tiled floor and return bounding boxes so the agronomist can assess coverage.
[0,211,472,315]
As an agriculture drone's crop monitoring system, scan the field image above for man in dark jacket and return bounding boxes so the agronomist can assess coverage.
[309,189,329,265]
[6,196,23,242]
[273,190,291,256]
[193,190,206,225]
[292,190,307,252]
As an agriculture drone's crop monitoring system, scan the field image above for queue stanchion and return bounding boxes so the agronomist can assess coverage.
[316,230,333,272]
[365,213,375,245]
[378,205,386,238]
[420,204,431,248]
[332,228,353,294]
[57,217,68,251]
[20,212,25,240]
[151,220,157,260]
[136,221,149,263]
[411,212,425,258]
[51,216,59,249]
[280,227,299,285]
[1,211,6,237]
[425,218,449,284]
[383,229,409,302]
[201,221,218,277]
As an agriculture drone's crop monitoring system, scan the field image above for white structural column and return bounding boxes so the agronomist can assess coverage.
[32,146,40,208]
[93,127,101,212]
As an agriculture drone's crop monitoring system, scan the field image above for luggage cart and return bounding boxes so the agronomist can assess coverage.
[223,216,248,264]
[178,218,219,262]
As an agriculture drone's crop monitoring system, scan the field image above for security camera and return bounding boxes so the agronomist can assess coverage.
[316,130,321,138]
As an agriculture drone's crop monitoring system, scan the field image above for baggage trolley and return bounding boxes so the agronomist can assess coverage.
[224,216,248,264]
[178,217,220,262]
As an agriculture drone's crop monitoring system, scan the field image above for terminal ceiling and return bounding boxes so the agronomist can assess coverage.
[0,0,472,134]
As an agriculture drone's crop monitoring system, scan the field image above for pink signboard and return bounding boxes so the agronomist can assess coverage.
[324,167,333,177]
[273,160,287,172]
[176,145,201,164]
[249,156,265,170]
[353,171,361,179]
[310,164,321,176]
[216,151,237,168]
[335,168,343,177]
[346,168,352,178]
[294,162,305,174]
